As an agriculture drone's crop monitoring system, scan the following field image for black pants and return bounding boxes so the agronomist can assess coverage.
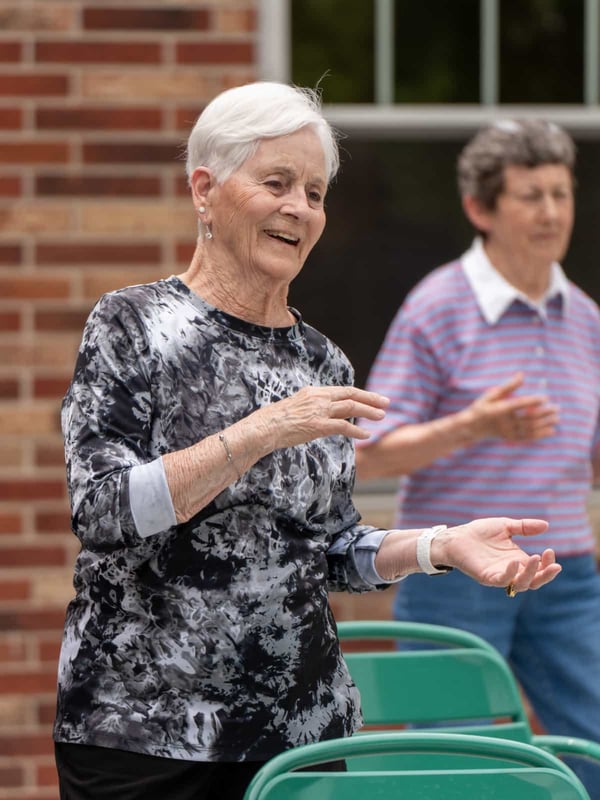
[55,742,346,800]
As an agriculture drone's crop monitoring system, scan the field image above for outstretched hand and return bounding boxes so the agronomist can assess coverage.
[435,517,561,592]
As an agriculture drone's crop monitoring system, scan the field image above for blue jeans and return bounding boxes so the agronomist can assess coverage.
[393,553,600,799]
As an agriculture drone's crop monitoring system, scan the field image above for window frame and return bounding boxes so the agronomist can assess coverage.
[257,0,600,138]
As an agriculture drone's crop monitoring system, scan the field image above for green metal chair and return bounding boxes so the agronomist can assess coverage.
[242,731,591,799]
[337,619,600,768]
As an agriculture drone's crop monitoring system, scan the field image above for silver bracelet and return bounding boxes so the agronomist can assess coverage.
[218,433,242,480]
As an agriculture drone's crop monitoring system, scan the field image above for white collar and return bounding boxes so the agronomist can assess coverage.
[461,237,570,325]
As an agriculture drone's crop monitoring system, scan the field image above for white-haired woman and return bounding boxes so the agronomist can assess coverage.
[53,82,560,800]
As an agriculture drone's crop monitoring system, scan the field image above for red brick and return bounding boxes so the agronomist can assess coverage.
[83,141,180,164]
[0,73,68,96]
[0,175,22,196]
[36,106,162,131]
[0,793,57,800]
[37,761,59,787]
[0,41,22,62]
[0,512,22,534]
[0,277,70,300]
[0,310,21,331]
[176,240,196,264]
[0,440,24,469]
[175,173,190,197]
[176,105,204,131]
[0,341,79,369]
[35,309,91,333]
[33,375,71,399]
[35,510,71,534]
[0,546,66,567]
[84,7,210,31]
[0,580,30,601]
[0,107,22,129]
[38,698,57,725]
[36,241,161,265]
[36,40,161,64]
[0,378,19,399]
[0,377,20,400]
[0,636,26,661]
[0,141,68,164]
[0,765,23,787]
[0,732,55,756]
[36,173,161,196]
[1,404,60,438]
[83,268,166,298]
[0,243,22,265]
[34,439,67,467]
[38,638,61,663]
[0,479,64,501]
[216,8,256,33]
[0,672,58,695]
[0,5,75,32]
[0,609,66,632]
[177,42,254,64]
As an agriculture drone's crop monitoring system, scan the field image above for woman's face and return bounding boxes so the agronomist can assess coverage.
[477,163,575,269]
[204,126,328,287]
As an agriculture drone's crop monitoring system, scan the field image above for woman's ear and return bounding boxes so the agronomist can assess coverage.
[190,167,213,208]
[462,194,493,235]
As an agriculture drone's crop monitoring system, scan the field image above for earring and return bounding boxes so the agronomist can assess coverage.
[205,228,213,240]
[198,205,206,214]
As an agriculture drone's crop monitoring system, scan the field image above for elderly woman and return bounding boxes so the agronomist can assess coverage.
[53,84,560,800]
[357,119,600,796]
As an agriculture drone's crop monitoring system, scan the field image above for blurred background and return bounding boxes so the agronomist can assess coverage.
[1,1,600,796]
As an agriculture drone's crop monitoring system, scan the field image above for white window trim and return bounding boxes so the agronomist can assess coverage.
[257,0,600,137]
[257,0,291,83]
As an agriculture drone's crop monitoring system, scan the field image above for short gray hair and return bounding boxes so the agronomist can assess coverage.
[457,119,576,210]
[185,81,340,186]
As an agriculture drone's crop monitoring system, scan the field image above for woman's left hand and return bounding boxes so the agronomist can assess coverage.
[376,517,561,591]
[432,517,561,591]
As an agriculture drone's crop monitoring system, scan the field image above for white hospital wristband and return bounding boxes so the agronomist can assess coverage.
[416,525,453,575]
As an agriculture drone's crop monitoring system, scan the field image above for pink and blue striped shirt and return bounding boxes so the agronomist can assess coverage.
[361,238,600,556]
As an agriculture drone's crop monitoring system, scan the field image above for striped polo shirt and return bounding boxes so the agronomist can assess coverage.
[361,238,600,556]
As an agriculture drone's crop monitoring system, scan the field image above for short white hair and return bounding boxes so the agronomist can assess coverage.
[185,81,340,186]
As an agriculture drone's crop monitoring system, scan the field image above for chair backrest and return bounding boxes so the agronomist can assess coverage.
[242,732,591,800]
[338,619,531,739]
[337,619,600,779]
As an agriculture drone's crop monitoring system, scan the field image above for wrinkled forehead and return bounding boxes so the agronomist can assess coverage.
[241,129,328,183]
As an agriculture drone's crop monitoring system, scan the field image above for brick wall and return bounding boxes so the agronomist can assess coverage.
[0,3,257,797]
[5,4,595,796]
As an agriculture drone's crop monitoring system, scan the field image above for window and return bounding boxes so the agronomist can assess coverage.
[259,0,599,108]
[257,1,600,390]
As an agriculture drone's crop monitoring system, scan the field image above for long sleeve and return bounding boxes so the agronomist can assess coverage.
[62,293,176,551]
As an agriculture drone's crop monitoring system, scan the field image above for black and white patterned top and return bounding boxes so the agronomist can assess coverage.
[53,276,389,762]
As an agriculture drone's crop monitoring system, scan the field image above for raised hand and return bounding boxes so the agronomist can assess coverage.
[249,385,390,450]
[466,372,559,442]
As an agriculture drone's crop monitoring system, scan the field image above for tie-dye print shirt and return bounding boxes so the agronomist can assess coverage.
[53,276,387,762]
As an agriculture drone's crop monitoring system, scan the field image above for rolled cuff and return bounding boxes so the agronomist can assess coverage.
[129,458,177,537]
[354,530,405,586]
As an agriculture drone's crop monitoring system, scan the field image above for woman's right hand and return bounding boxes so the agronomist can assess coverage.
[164,386,389,523]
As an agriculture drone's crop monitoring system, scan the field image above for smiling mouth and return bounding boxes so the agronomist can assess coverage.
[265,230,300,247]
